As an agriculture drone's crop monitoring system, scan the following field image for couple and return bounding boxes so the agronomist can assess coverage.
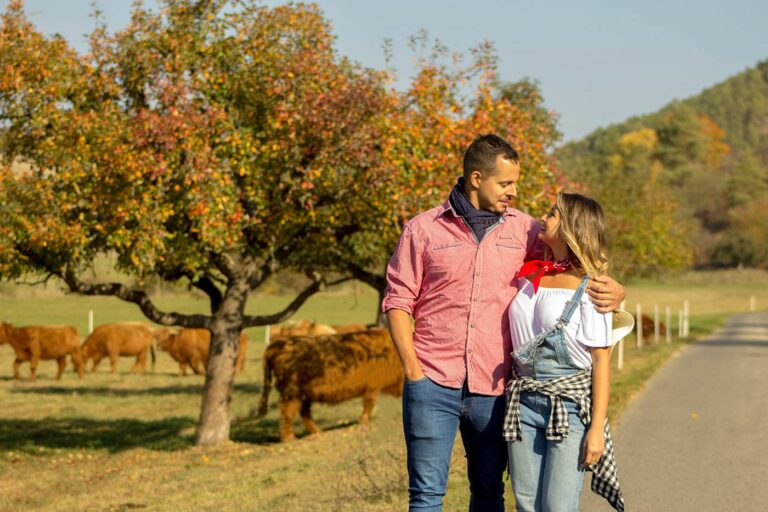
[383,134,625,511]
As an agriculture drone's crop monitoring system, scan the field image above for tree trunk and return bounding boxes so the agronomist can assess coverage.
[195,296,245,446]
[347,266,388,327]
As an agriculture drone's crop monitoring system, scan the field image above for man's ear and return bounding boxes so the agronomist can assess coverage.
[469,170,483,188]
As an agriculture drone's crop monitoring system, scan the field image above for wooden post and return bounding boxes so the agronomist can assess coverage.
[679,310,684,338]
[264,324,271,345]
[636,303,643,349]
[683,300,690,338]
[654,304,660,344]
[665,306,671,344]
[88,310,94,335]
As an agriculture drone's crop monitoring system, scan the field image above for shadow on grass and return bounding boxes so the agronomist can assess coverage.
[0,417,196,453]
[230,413,358,445]
[9,382,262,397]
[0,413,355,452]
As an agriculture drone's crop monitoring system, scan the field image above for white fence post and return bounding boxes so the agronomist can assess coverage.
[636,303,643,349]
[683,300,690,338]
[654,304,660,344]
[617,301,625,371]
[665,306,671,344]
[88,310,94,335]
[264,324,271,345]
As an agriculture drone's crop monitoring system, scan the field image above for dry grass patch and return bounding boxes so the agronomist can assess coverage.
[0,270,765,510]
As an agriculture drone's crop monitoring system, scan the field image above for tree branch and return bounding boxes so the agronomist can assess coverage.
[15,273,55,287]
[59,268,211,329]
[345,261,386,292]
[241,273,353,327]
[211,251,241,280]
[247,260,275,291]
[191,275,223,314]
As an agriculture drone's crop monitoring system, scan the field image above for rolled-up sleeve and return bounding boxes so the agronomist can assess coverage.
[381,223,424,316]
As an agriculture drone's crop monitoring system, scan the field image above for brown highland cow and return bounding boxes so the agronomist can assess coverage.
[257,328,404,441]
[154,328,248,376]
[81,322,156,374]
[0,322,84,380]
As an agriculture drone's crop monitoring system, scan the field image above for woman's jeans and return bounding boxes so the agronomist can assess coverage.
[402,376,507,511]
[507,391,587,512]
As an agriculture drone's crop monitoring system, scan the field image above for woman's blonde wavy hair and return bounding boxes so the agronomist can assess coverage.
[547,192,609,277]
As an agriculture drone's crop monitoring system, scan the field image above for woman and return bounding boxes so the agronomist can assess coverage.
[503,192,624,512]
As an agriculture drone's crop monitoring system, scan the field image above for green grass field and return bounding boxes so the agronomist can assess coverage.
[0,270,766,511]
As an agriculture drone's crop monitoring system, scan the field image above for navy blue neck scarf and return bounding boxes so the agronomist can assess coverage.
[448,177,502,242]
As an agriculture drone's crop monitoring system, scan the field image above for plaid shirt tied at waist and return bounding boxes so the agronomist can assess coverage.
[503,366,625,512]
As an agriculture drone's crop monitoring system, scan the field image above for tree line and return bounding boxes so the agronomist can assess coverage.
[558,60,768,275]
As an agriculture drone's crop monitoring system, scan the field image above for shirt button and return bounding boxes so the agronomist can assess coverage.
[470,323,475,328]
[475,271,481,276]
[472,297,478,302]
[468,348,473,354]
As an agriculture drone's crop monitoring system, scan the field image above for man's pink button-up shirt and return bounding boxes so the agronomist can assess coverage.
[382,200,542,396]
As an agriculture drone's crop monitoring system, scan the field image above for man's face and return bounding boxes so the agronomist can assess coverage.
[473,155,520,214]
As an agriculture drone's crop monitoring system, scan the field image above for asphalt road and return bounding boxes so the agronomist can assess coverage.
[579,312,768,512]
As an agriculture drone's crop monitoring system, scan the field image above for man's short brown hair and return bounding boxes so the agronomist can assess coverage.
[462,134,519,180]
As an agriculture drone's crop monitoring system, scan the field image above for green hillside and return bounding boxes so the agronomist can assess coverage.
[558,59,768,276]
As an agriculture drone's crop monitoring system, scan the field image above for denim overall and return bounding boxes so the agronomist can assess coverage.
[507,277,590,512]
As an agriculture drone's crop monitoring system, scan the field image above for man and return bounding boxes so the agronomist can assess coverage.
[382,134,624,511]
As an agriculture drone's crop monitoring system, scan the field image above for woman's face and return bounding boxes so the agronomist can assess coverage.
[538,204,561,246]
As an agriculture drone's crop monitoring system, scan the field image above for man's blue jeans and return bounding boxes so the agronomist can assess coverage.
[402,376,507,511]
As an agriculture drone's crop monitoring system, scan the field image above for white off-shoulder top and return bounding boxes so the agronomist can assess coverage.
[508,278,612,368]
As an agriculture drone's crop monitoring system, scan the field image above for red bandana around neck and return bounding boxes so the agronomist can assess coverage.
[517,256,575,292]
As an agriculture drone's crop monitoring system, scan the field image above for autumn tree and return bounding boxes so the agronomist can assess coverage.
[0,0,396,445]
[0,1,563,444]
[578,128,694,278]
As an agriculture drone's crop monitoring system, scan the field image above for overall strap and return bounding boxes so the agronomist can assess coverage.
[556,276,590,327]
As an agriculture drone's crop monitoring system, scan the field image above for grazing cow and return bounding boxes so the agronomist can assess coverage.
[636,314,667,341]
[0,322,84,380]
[269,319,337,340]
[257,328,404,442]
[81,322,156,374]
[153,328,248,376]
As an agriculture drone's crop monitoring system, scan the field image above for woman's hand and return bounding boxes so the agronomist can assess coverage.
[582,426,606,467]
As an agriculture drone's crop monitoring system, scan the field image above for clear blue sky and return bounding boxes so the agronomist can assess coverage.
[15,0,768,142]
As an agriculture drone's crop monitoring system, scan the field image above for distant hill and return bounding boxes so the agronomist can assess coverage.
[558,59,768,274]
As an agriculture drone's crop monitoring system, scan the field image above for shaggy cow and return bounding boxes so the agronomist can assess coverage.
[257,328,404,441]
[81,322,157,374]
[269,319,337,340]
[0,322,84,380]
[153,328,248,376]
